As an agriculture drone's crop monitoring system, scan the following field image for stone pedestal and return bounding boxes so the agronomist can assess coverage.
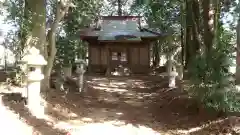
[166,58,178,88]
[236,85,240,92]
[78,71,85,92]
[75,59,86,93]
[169,71,178,88]
[176,64,183,80]
[27,72,44,118]
[63,65,72,78]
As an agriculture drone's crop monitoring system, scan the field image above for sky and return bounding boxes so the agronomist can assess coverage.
[0,9,14,42]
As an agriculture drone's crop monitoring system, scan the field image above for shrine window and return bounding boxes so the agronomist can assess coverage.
[111,52,118,60]
[111,52,127,62]
[120,52,127,61]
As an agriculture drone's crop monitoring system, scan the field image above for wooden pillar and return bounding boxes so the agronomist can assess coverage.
[88,44,92,74]
[127,46,131,76]
[147,43,151,74]
[148,43,151,68]
[105,44,111,76]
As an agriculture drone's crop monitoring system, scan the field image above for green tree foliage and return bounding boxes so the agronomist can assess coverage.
[4,0,30,58]
[189,26,239,111]
[102,0,132,15]
[188,10,240,113]
[131,0,181,67]
[55,0,102,67]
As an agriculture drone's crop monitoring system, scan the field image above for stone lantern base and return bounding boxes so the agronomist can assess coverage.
[169,71,178,88]
[27,74,45,119]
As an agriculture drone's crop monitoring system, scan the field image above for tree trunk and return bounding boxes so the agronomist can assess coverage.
[213,0,220,46]
[202,0,214,54]
[24,0,46,90]
[180,1,185,66]
[152,42,160,67]
[236,19,240,84]
[185,0,202,69]
[191,0,201,52]
[25,0,72,91]
[27,0,46,54]
[42,29,57,91]
[117,0,122,16]
[185,0,193,68]
[42,1,72,90]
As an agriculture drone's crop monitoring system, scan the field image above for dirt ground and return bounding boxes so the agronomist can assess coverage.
[0,75,239,135]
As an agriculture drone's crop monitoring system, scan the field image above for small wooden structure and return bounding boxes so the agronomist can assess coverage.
[80,16,165,75]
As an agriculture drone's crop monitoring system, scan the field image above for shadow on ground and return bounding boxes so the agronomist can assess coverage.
[0,92,68,135]
[1,75,239,134]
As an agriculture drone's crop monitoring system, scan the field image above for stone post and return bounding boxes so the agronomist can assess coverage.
[169,68,178,88]
[75,59,86,93]
[166,55,178,88]
[63,64,72,78]
[176,64,183,80]
[23,47,47,118]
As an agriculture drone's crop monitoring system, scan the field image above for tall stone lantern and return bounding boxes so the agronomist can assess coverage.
[75,59,87,93]
[22,47,47,118]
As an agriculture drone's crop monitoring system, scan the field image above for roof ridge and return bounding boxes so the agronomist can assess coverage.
[140,27,162,35]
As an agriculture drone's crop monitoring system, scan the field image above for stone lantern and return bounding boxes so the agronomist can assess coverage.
[22,47,47,118]
[169,67,178,88]
[75,59,87,93]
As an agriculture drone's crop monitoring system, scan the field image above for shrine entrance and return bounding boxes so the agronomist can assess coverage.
[109,47,129,75]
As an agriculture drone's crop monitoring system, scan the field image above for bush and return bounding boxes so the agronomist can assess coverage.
[188,47,240,113]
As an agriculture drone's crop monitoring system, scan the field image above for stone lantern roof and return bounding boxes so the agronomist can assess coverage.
[22,47,47,66]
[75,59,87,65]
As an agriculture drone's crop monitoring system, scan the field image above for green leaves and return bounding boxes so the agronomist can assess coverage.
[54,0,102,66]
[188,44,239,113]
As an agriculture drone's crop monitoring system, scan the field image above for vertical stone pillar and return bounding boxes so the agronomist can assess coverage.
[166,53,174,74]
[176,64,183,80]
[166,54,178,88]
[63,64,72,78]
[75,59,86,93]
[23,47,47,118]
[169,68,178,88]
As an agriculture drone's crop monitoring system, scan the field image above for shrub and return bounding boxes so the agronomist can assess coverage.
[188,47,240,113]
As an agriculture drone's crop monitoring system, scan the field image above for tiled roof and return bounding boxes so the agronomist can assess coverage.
[79,16,166,41]
[80,28,164,41]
